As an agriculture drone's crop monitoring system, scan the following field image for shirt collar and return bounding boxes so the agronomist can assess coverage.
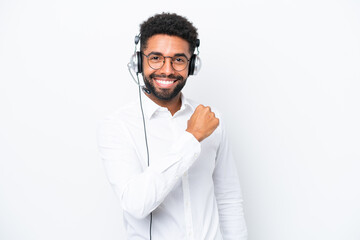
[141,91,195,119]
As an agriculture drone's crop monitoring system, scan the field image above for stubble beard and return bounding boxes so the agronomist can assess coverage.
[143,73,187,101]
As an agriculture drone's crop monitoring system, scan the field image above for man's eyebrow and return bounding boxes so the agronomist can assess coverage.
[173,53,189,58]
[146,51,162,55]
[146,51,190,58]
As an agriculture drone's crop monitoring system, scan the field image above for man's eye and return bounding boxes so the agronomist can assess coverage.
[149,55,162,61]
[174,57,186,63]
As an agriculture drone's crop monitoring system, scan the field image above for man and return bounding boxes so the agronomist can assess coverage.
[98,13,247,239]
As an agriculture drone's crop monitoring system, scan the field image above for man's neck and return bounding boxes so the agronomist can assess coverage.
[145,92,182,116]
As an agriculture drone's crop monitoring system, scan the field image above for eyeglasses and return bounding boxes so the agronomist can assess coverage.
[142,52,190,72]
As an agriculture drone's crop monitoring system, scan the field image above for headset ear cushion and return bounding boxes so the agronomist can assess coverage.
[136,51,142,73]
[189,54,201,76]
[189,54,196,75]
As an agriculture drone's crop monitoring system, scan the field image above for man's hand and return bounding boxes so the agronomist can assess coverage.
[186,104,219,142]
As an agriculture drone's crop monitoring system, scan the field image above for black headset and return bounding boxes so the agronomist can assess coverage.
[128,35,201,76]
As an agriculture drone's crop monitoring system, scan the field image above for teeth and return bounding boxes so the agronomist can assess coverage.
[156,80,174,85]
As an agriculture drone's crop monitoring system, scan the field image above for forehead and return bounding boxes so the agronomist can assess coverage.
[144,34,191,56]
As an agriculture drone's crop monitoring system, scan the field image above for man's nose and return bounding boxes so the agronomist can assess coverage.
[159,57,175,75]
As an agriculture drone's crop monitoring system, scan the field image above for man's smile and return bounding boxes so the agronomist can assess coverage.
[153,78,177,88]
[150,73,183,89]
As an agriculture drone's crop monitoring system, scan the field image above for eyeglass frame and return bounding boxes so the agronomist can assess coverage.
[141,52,190,72]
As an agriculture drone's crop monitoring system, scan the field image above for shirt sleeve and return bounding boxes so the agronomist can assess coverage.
[213,120,248,240]
[97,118,201,219]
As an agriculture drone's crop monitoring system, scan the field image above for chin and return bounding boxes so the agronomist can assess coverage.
[145,75,187,101]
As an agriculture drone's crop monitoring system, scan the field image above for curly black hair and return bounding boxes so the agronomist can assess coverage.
[139,12,198,54]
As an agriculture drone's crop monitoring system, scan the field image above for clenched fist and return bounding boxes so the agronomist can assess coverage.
[186,104,219,142]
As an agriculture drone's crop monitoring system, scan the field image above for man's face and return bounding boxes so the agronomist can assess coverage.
[142,34,191,101]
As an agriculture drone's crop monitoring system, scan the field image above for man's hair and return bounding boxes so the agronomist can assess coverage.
[139,12,198,54]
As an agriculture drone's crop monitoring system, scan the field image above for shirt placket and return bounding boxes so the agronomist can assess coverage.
[182,172,194,240]
[171,115,194,240]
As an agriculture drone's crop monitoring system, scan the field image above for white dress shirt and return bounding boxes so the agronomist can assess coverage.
[97,92,247,240]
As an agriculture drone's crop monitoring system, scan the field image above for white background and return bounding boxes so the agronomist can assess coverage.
[1,0,359,239]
